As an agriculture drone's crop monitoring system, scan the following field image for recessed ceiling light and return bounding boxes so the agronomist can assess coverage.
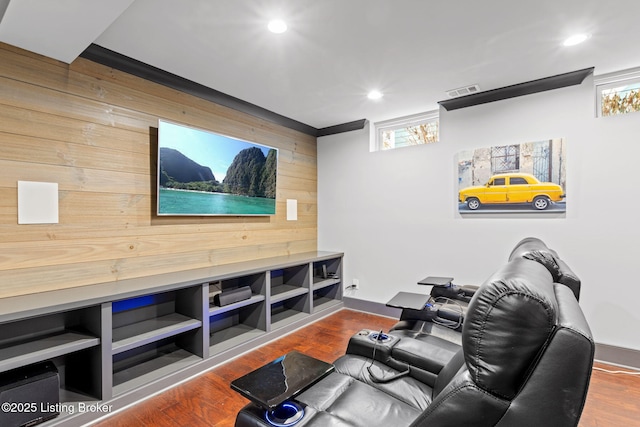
[367,90,383,100]
[563,33,591,47]
[268,19,287,34]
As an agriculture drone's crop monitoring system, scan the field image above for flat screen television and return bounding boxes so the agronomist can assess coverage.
[157,120,278,216]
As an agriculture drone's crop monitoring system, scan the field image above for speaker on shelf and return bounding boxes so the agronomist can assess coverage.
[213,286,252,307]
[0,361,60,427]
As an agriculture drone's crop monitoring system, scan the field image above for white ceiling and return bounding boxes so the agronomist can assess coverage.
[1,0,640,130]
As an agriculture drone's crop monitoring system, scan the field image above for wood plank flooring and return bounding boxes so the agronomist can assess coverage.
[91,309,640,427]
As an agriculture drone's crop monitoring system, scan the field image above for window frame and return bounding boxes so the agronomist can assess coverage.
[371,110,439,152]
[595,67,640,118]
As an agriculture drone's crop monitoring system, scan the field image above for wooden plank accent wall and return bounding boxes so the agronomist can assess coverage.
[0,42,318,298]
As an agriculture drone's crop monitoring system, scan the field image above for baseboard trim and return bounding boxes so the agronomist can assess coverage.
[595,343,640,370]
[344,297,640,370]
[343,296,401,319]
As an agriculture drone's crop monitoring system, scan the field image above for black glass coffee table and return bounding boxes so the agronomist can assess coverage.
[231,351,334,426]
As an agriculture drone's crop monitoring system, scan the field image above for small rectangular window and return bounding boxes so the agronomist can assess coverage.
[595,67,640,117]
[373,110,439,151]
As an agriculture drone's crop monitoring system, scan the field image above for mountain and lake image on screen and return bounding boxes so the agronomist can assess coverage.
[157,120,278,216]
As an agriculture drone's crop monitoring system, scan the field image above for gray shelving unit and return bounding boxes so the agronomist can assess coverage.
[0,251,343,427]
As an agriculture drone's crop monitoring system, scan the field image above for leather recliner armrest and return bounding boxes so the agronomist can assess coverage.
[430,284,477,303]
[391,335,460,377]
[346,330,400,364]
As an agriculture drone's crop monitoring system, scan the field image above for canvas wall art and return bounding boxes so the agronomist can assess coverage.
[457,138,566,215]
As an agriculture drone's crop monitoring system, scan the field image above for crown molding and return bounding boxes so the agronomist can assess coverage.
[438,67,594,111]
[80,44,319,136]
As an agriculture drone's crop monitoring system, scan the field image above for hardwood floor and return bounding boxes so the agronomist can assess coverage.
[91,309,640,427]
[580,363,640,427]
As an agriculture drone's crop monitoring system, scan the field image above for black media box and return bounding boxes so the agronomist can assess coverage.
[212,286,252,307]
[0,361,60,427]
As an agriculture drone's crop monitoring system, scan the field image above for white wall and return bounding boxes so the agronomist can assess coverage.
[318,75,640,351]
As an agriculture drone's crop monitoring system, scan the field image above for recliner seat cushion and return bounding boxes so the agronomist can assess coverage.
[333,355,433,411]
[234,372,423,427]
[297,371,423,426]
[391,335,460,378]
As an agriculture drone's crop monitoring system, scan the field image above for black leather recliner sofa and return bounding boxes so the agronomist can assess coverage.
[234,256,594,426]
[389,236,581,345]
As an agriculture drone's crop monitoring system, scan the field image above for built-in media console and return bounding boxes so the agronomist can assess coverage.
[0,251,343,427]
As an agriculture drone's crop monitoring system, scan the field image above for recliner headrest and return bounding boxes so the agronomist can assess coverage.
[508,237,552,259]
[508,237,560,278]
[462,258,558,399]
[508,237,581,301]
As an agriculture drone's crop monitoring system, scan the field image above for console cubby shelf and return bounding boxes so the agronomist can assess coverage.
[209,295,267,355]
[210,325,265,355]
[0,331,99,373]
[0,251,342,427]
[313,286,342,311]
[270,308,309,330]
[208,294,266,316]
[312,277,341,291]
[270,285,309,304]
[0,305,103,404]
[208,271,268,356]
[109,287,205,398]
[112,313,202,354]
[310,257,343,313]
[112,346,202,396]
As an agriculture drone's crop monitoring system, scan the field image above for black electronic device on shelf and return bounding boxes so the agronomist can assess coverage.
[0,361,60,427]
[213,286,252,307]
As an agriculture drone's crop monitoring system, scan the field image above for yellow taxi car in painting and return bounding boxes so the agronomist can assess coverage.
[459,173,565,210]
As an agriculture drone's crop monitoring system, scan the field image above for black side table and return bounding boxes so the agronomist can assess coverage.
[386,291,431,310]
[231,351,334,426]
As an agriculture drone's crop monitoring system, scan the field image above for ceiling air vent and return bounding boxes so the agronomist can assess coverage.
[446,84,481,98]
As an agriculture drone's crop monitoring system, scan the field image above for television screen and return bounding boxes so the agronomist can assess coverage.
[157,120,278,216]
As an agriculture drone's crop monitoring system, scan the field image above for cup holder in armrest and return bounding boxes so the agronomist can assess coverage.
[368,331,391,343]
[347,329,400,362]
[265,401,305,427]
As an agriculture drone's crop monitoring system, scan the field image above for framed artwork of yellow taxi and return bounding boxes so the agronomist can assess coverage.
[457,139,566,215]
